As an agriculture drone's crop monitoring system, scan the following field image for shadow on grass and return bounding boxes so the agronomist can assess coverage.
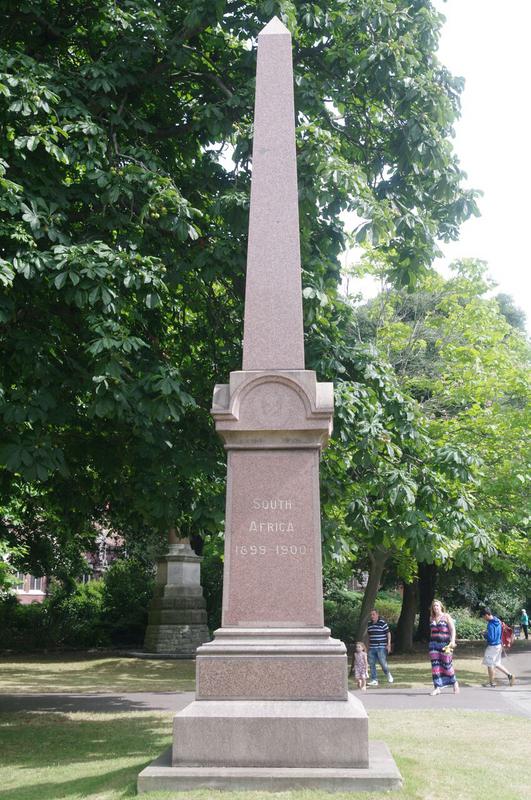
[0,711,171,770]
[0,764,140,800]
[0,692,193,714]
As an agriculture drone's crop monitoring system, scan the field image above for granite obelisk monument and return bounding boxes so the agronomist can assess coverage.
[139,17,401,792]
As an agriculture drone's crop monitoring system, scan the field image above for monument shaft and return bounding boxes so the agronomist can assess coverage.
[242,17,304,370]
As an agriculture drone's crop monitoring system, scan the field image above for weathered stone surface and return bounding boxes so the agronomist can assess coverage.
[143,540,209,656]
[195,628,347,700]
[172,697,369,768]
[138,742,403,793]
[242,17,304,371]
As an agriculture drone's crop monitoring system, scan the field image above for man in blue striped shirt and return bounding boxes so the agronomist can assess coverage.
[366,609,394,686]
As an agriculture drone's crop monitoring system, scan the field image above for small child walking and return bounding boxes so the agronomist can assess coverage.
[352,641,369,691]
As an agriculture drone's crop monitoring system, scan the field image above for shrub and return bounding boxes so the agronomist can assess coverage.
[201,536,224,633]
[102,558,154,646]
[475,589,525,626]
[48,580,107,648]
[324,590,362,644]
[373,591,402,625]
[0,596,52,651]
[0,558,155,652]
[450,607,486,640]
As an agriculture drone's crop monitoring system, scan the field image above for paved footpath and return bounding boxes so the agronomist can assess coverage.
[1,650,529,719]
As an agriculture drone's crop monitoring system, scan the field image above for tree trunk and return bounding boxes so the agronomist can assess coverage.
[415,562,437,641]
[355,547,389,641]
[395,579,418,652]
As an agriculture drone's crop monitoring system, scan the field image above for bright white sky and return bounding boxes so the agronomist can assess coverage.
[434,0,531,326]
[348,0,531,329]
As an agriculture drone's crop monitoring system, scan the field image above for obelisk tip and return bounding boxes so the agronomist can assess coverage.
[259,16,291,36]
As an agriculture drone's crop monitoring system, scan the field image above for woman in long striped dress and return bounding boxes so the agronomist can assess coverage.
[429,599,459,696]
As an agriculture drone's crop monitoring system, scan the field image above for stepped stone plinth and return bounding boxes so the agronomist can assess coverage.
[143,540,210,657]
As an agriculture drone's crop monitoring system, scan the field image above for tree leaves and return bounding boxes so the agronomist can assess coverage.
[0,0,480,575]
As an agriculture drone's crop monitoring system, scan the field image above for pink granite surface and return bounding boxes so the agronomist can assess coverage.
[196,655,346,700]
[238,380,306,429]
[172,696,369,769]
[222,449,323,627]
[242,18,304,370]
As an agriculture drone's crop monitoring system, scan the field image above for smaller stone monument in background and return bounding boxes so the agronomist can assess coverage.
[143,528,210,657]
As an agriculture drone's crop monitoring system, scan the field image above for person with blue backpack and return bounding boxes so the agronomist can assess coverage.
[481,608,516,687]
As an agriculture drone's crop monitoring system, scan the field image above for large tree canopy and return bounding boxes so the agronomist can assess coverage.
[1,0,479,574]
[353,260,530,639]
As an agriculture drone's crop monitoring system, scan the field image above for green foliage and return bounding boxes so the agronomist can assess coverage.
[373,590,402,625]
[48,579,108,648]
[1,0,478,575]
[311,300,486,573]
[438,564,529,624]
[0,594,53,650]
[200,535,224,633]
[324,590,362,644]
[357,261,530,600]
[102,558,154,646]
[0,580,107,651]
[0,558,154,651]
[449,608,485,640]
[324,588,402,642]
[0,537,26,593]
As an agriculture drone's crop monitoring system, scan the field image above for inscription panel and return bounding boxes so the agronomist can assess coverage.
[222,449,324,627]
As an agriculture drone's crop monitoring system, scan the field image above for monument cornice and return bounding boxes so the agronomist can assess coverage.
[211,369,333,449]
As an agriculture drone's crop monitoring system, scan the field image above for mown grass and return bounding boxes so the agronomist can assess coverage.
[0,654,195,693]
[355,651,484,687]
[0,650,460,694]
[1,642,526,694]
[0,708,529,800]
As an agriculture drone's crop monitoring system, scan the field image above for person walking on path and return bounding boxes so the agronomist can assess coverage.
[350,641,369,691]
[520,609,529,640]
[366,609,394,686]
[428,599,459,696]
[482,608,516,687]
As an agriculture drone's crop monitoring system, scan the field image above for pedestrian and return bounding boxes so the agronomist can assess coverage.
[428,599,459,696]
[481,608,516,687]
[350,641,369,691]
[520,608,529,640]
[366,609,394,686]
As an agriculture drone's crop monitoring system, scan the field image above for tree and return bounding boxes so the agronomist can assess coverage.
[356,260,530,639]
[1,1,478,575]
[0,537,26,594]
[305,293,487,642]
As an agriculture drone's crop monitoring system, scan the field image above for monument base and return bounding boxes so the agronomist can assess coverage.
[138,741,402,793]
[172,695,368,767]
[138,694,402,793]
[143,542,210,657]
[196,627,348,700]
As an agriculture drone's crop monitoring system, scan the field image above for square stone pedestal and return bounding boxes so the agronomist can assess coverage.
[137,694,402,793]
[139,742,401,793]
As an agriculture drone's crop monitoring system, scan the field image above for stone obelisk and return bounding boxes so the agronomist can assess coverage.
[139,17,401,792]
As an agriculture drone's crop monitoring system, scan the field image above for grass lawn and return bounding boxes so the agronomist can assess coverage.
[0,643,508,694]
[0,654,196,693]
[0,708,529,800]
